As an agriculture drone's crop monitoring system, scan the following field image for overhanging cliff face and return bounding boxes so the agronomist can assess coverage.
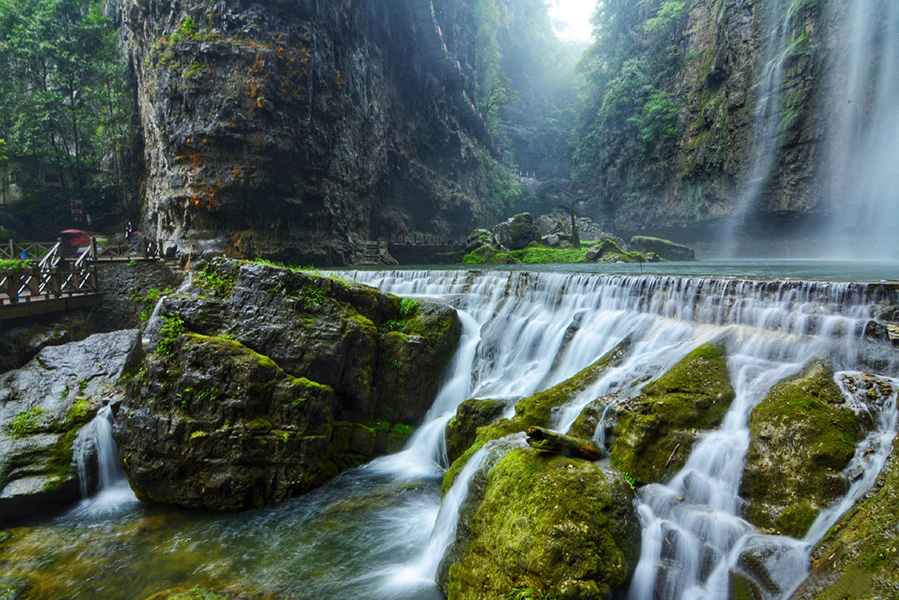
[123,0,492,265]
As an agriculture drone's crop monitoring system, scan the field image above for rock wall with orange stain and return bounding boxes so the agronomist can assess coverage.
[123,0,494,265]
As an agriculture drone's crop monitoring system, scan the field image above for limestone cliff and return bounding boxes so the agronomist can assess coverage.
[574,0,895,246]
[123,0,495,265]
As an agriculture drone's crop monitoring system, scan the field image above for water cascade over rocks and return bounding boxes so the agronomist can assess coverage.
[2,268,897,598]
[344,269,898,599]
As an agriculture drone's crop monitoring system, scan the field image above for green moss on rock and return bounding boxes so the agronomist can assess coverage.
[445,399,509,464]
[445,448,639,600]
[609,342,735,485]
[741,361,861,538]
[443,339,631,494]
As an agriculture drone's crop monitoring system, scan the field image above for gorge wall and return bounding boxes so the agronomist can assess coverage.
[573,0,898,253]
[122,0,500,265]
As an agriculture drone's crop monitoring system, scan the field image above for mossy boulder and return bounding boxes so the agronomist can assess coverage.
[443,448,639,600]
[609,342,735,485]
[792,434,899,599]
[445,399,509,464]
[628,236,696,261]
[443,339,631,494]
[115,259,459,510]
[740,362,863,538]
[492,213,540,251]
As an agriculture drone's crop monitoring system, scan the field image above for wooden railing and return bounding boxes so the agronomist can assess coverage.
[88,237,162,261]
[1,239,64,262]
[0,264,98,304]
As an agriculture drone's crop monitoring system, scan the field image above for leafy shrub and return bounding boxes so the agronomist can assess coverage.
[157,315,185,356]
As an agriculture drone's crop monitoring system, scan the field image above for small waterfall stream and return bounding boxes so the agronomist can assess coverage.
[722,0,793,253]
[73,405,137,514]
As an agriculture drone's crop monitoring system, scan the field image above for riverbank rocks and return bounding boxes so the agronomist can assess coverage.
[628,236,696,261]
[609,342,735,485]
[443,448,639,600]
[442,338,631,493]
[740,362,864,538]
[0,329,141,525]
[114,259,460,510]
[793,413,899,598]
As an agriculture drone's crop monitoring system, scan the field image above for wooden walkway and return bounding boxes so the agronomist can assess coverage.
[0,237,164,321]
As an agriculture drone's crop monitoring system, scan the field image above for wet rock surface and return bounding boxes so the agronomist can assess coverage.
[0,330,141,524]
[609,342,735,485]
[114,259,460,510]
[443,448,639,600]
[442,338,631,493]
[124,0,495,264]
[741,361,864,537]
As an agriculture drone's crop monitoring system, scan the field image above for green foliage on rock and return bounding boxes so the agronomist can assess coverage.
[741,361,862,537]
[8,407,47,438]
[610,342,735,485]
[156,315,185,356]
[445,448,639,600]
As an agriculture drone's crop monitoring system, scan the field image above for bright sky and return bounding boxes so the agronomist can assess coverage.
[546,0,597,43]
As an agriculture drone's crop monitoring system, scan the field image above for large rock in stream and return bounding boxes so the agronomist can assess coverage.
[609,342,735,485]
[0,330,141,524]
[114,259,460,510]
[741,363,870,538]
[442,447,640,600]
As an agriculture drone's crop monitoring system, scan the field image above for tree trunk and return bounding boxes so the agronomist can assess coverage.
[526,426,603,460]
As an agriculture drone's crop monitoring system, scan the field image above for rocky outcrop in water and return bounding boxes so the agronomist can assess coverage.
[741,361,863,537]
[123,0,497,264]
[609,343,735,485]
[114,259,460,510]
[0,329,141,524]
[443,448,639,600]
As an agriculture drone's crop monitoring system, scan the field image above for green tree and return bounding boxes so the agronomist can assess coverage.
[0,0,132,232]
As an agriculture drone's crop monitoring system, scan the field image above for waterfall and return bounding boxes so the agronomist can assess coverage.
[722,0,793,254]
[341,269,897,599]
[823,0,899,259]
[73,405,136,513]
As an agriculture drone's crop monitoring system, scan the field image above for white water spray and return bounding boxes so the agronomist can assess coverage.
[344,269,896,599]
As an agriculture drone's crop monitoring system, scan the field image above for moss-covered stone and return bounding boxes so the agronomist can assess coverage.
[442,339,631,494]
[445,399,509,463]
[609,342,735,485]
[792,437,899,599]
[741,361,862,538]
[444,448,639,600]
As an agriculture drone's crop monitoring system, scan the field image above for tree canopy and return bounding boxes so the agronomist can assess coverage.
[0,0,131,234]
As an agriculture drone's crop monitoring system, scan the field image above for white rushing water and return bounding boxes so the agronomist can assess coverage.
[721,0,792,254]
[73,405,138,515]
[342,269,897,600]
[823,0,899,259]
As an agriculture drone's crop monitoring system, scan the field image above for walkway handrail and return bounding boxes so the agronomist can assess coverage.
[2,239,62,262]
[1,265,98,304]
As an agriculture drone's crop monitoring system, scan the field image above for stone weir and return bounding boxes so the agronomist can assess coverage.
[338,268,899,599]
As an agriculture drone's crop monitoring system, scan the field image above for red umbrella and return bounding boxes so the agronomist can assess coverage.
[60,229,86,234]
